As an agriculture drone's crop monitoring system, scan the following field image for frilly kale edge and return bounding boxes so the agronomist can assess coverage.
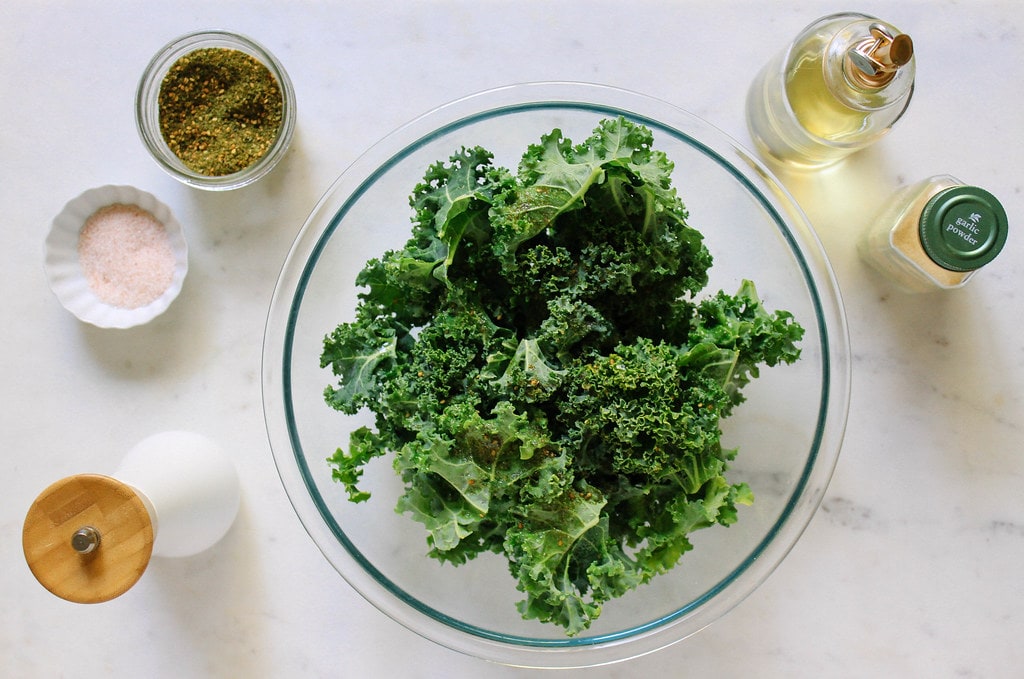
[321,117,804,635]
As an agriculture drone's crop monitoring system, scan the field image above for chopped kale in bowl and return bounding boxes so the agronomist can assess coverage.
[320,118,804,635]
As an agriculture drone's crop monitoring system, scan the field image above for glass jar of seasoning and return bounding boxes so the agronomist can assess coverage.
[859,175,1009,292]
[135,30,296,191]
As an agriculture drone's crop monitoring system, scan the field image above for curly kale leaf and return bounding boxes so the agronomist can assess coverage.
[320,117,804,635]
[321,315,398,415]
[410,146,512,284]
[560,337,733,489]
[394,401,570,564]
[689,279,805,412]
[504,482,622,632]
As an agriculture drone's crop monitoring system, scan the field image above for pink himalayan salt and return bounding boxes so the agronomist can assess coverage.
[77,203,176,309]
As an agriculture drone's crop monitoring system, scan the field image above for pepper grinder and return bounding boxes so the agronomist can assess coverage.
[22,431,240,603]
[746,12,916,168]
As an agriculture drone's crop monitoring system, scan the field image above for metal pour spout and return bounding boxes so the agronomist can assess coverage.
[845,23,914,89]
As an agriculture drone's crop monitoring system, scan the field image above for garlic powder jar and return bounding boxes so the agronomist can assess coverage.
[859,175,1009,292]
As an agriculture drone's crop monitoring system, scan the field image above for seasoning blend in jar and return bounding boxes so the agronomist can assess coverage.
[157,46,285,177]
[859,176,1009,292]
[746,12,916,168]
[136,30,296,191]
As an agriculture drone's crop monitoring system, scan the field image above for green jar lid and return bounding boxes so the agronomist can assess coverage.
[919,186,1008,272]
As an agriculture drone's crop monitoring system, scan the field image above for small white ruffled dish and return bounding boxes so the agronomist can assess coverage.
[45,185,188,329]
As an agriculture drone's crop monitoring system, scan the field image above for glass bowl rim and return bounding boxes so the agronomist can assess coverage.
[262,81,851,668]
[134,28,297,191]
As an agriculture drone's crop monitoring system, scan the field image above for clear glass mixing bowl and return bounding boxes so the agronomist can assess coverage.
[262,82,850,668]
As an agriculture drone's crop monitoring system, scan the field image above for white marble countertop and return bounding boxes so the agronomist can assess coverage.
[3,2,1021,676]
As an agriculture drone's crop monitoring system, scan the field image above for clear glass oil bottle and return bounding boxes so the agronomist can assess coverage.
[859,175,1009,292]
[746,12,916,168]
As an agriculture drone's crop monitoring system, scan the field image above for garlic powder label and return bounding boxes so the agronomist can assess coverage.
[942,203,995,255]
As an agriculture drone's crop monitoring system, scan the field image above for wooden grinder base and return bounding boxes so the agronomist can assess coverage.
[22,474,155,604]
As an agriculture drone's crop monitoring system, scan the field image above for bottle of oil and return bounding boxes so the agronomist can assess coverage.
[746,13,915,168]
